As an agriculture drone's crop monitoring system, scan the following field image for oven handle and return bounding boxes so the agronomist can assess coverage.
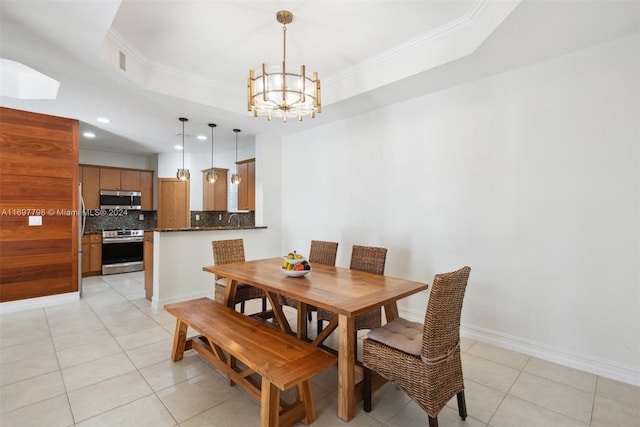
[103,237,144,244]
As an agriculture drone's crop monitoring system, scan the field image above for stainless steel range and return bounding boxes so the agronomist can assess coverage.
[102,229,144,275]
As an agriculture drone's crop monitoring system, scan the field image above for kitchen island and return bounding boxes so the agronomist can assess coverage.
[149,226,278,310]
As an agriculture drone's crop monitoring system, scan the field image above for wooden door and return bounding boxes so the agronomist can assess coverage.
[247,160,255,211]
[0,107,79,302]
[157,178,189,228]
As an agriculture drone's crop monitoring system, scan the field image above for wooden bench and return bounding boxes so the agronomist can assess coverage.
[165,297,337,427]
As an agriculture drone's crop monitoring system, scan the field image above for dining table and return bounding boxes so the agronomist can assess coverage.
[203,257,428,422]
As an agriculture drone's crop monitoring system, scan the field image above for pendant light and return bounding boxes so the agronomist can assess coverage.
[230,129,242,184]
[176,117,190,181]
[205,123,218,183]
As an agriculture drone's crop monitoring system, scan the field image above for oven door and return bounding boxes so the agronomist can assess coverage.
[102,240,144,275]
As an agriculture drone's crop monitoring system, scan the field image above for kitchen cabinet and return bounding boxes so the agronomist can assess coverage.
[202,168,228,211]
[100,167,141,191]
[81,165,100,210]
[82,234,102,277]
[236,158,255,211]
[157,178,189,228]
[144,231,153,301]
[140,170,153,210]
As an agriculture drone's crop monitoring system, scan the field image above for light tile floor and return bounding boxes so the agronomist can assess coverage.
[1,272,638,426]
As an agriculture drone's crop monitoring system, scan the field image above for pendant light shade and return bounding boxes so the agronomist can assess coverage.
[231,128,242,184]
[205,123,218,183]
[176,117,190,181]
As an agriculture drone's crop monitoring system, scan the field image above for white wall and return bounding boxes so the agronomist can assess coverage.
[275,35,639,384]
[80,149,157,171]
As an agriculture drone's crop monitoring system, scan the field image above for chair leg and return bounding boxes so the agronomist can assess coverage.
[240,301,245,313]
[317,319,323,334]
[261,297,267,312]
[363,367,372,412]
[307,311,312,322]
[428,416,439,427]
[456,390,467,420]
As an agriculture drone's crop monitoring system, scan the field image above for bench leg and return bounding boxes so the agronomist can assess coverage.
[298,380,316,424]
[260,377,280,427]
[171,320,188,362]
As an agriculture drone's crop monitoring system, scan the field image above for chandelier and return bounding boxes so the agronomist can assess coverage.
[247,10,321,122]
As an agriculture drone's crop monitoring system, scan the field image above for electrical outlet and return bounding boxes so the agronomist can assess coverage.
[196,214,200,221]
[139,213,144,220]
[218,214,222,220]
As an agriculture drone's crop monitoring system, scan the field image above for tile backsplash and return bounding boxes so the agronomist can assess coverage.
[84,210,157,233]
[83,210,255,233]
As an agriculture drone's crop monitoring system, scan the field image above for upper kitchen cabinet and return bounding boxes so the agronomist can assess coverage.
[81,165,100,210]
[202,168,228,211]
[236,158,255,211]
[157,178,189,228]
[100,167,141,191]
[140,170,153,210]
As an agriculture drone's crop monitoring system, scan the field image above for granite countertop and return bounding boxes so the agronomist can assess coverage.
[154,226,267,232]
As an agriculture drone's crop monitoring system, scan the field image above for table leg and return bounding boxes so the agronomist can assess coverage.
[383,301,399,322]
[223,278,238,308]
[337,314,355,421]
[297,302,308,340]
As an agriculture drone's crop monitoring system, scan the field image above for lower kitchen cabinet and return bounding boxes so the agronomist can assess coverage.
[144,231,153,301]
[82,234,102,277]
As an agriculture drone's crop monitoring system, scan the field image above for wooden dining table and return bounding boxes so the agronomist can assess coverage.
[203,257,428,422]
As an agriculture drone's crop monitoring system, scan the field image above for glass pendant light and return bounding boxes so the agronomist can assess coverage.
[176,117,190,181]
[230,129,242,184]
[205,123,218,183]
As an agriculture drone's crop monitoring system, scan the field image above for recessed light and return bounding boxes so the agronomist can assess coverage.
[97,117,111,123]
[197,135,207,140]
[174,145,183,150]
[83,132,96,138]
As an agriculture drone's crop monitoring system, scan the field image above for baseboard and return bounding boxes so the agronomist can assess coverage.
[0,292,80,314]
[151,290,213,311]
[398,307,639,387]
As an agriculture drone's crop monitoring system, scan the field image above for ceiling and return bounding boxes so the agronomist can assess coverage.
[0,0,638,156]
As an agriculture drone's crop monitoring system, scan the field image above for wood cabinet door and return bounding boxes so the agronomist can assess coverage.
[144,231,153,301]
[202,168,228,211]
[157,178,189,228]
[247,160,255,211]
[120,169,141,191]
[100,168,121,190]
[236,162,249,210]
[140,171,153,210]
[81,236,91,275]
[82,166,100,210]
[236,159,255,211]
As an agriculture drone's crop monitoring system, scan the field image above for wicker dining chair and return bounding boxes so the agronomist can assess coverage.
[279,240,339,321]
[316,245,387,335]
[212,239,266,313]
[362,266,471,427]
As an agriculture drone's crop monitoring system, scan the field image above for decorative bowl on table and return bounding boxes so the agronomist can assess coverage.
[281,267,311,277]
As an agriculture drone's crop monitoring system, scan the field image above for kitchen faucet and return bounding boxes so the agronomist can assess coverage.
[229,213,240,228]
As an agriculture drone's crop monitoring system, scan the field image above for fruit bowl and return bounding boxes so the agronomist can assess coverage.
[281,267,311,277]
[283,256,305,265]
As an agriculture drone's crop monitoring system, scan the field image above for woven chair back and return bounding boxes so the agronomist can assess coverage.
[211,239,245,280]
[308,240,339,266]
[422,266,471,362]
[350,245,387,275]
